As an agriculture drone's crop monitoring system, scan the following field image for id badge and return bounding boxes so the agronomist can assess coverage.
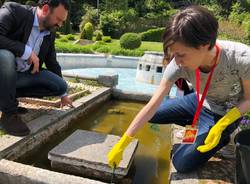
[182,125,198,144]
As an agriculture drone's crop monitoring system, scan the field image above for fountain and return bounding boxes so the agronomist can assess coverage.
[0,53,178,184]
[136,51,164,85]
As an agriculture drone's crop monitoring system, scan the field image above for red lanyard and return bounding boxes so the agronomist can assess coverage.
[191,44,220,127]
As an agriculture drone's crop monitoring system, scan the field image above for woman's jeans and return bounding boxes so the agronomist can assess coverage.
[0,49,67,114]
[149,92,239,173]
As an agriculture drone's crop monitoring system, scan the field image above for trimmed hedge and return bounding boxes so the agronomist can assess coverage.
[94,46,111,53]
[120,33,141,49]
[58,37,69,42]
[65,34,75,41]
[102,36,112,43]
[111,48,144,56]
[55,41,93,53]
[140,27,165,42]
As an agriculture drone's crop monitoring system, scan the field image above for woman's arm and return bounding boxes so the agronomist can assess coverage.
[107,78,174,168]
[125,78,174,136]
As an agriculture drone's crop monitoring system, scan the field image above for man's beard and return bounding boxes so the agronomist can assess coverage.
[42,17,58,32]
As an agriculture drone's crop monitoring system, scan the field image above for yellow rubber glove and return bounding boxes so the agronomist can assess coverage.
[197,107,241,153]
[107,133,133,168]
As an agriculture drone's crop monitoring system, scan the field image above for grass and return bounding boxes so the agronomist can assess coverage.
[103,39,163,52]
[55,34,163,57]
[67,78,101,87]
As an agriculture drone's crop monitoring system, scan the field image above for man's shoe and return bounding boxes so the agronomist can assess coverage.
[0,113,30,136]
[17,106,28,114]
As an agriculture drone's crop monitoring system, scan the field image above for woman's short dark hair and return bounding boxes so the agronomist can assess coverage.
[162,6,218,57]
[38,0,69,11]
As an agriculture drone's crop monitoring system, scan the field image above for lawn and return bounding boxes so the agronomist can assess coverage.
[105,39,163,52]
[55,35,163,57]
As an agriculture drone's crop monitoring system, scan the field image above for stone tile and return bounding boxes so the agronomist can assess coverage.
[0,159,107,184]
[48,130,138,179]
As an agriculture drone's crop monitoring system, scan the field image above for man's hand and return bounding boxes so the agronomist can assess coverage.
[60,95,74,108]
[28,51,40,74]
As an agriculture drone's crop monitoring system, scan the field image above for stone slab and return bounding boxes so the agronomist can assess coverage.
[97,74,118,87]
[48,130,138,178]
[0,159,107,184]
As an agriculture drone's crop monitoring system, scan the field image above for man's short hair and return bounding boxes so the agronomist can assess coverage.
[38,0,69,11]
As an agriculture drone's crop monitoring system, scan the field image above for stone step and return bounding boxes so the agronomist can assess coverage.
[48,130,138,183]
[0,159,107,184]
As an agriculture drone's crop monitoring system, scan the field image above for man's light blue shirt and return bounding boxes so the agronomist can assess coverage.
[16,11,50,72]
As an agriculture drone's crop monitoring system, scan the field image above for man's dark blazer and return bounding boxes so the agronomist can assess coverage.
[0,2,62,77]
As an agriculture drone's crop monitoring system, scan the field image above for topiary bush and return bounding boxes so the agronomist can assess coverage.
[79,5,98,32]
[80,22,94,40]
[140,28,165,42]
[102,36,112,43]
[120,33,141,49]
[94,30,103,41]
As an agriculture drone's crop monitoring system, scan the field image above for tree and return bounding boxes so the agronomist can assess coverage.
[105,0,128,12]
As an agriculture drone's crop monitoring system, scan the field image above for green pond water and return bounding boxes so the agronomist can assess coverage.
[18,100,171,184]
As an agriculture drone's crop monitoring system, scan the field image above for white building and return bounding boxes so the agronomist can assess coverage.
[136,51,165,85]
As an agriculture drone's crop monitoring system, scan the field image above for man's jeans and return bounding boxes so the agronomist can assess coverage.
[149,92,239,173]
[0,49,67,114]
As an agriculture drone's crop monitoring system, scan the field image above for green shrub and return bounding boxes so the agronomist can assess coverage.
[229,3,249,25]
[102,36,112,43]
[55,41,93,53]
[140,28,165,42]
[245,21,250,44]
[111,48,144,56]
[79,5,98,31]
[204,4,227,20]
[80,22,94,40]
[100,11,125,38]
[65,34,75,41]
[94,30,103,41]
[120,33,141,49]
[92,41,107,50]
[25,1,36,6]
[94,41,106,45]
[58,37,69,42]
[94,46,111,53]
[55,32,61,39]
